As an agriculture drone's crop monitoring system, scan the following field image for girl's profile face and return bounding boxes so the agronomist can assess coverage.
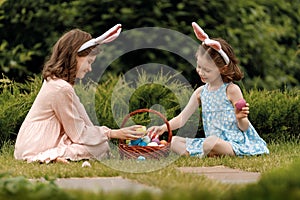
[76,55,96,79]
[196,54,222,84]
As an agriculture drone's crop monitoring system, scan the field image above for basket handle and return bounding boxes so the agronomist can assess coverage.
[120,108,172,143]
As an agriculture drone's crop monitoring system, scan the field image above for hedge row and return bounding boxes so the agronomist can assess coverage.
[1,0,300,90]
[0,72,299,147]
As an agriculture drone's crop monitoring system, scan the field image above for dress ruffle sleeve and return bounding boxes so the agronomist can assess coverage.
[52,85,110,146]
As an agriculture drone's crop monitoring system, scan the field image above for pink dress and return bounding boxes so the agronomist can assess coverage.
[14,78,111,163]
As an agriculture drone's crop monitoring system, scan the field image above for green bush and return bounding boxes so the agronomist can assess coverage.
[0,75,41,146]
[0,174,72,200]
[96,71,199,141]
[76,70,199,140]
[244,88,300,142]
[227,159,300,200]
[1,73,299,147]
[1,0,299,89]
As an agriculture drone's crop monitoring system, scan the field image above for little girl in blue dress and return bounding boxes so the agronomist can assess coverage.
[148,22,269,157]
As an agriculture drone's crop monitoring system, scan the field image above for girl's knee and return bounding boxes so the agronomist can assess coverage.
[203,135,219,156]
[203,136,235,157]
[171,136,181,143]
[170,136,188,156]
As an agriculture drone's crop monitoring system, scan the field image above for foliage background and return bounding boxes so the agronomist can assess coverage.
[0,0,299,90]
[0,0,299,145]
[1,74,299,147]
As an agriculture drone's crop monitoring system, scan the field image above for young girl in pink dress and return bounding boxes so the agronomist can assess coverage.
[148,22,269,157]
[14,24,145,163]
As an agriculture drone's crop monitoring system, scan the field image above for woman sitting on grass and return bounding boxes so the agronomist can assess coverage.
[14,25,145,164]
[148,22,269,158]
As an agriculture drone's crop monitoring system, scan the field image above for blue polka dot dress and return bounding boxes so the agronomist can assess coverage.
[186,83,269,157]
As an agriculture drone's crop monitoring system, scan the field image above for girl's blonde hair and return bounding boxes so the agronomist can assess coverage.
[196,38,243,83]
[42,29,100,85]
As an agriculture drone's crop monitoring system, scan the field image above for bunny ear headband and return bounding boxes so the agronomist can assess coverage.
[78,24,122,52]
[192,22,230,65]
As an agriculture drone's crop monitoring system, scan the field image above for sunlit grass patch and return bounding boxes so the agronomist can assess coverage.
[0,140,299,200]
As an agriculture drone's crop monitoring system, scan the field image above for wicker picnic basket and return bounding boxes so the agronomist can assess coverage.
[119,108,172,159]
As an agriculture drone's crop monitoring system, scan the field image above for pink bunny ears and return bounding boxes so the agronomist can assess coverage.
[78,24,122,52]
[192,22,230,65]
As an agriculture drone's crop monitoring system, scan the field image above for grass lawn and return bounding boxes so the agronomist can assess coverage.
[0,139,300,200]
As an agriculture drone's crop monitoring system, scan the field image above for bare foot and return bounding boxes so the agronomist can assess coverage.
[55,157,69,164]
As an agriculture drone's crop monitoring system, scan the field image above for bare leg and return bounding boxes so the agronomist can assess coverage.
[170,136,189,156]
[203,135,235,157]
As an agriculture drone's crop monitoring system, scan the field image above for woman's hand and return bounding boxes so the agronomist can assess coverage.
[147,125,167,139]
[110,125,145,140]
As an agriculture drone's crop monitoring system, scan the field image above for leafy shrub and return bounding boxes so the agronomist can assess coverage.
[227,159,300,200]
[244,88,300,142]
[1,73,300,147]
[0,174,72,200]
[0,75,41,146]
[1,0,300,89]
[77,70,200,140]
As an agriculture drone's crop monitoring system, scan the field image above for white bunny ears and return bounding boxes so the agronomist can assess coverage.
[78,24,122,52]
[192,22,230,65]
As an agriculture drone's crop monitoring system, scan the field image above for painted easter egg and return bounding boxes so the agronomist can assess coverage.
[138,141,147,146]
[137,156,146,161]
[135,126,147,135]
[147,142,159,146]
[151,138,160,145]
[142,135,151,144]
[235,98,246,111]
[130,138,142,146]
[160,140,168,145]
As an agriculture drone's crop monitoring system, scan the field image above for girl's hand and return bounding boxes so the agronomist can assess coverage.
[235,103,250,131]
[111,125,145,140]
[235,103,250,120]
[147,125,167,139]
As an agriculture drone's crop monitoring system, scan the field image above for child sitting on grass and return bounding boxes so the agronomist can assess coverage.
[148,22,269,158]
[14,25,145,164]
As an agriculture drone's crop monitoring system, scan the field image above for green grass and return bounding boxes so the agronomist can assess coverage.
[0,140,300,200]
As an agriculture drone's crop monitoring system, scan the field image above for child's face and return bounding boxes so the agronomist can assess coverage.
[76,55,96,79]
[196,54,222,84]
